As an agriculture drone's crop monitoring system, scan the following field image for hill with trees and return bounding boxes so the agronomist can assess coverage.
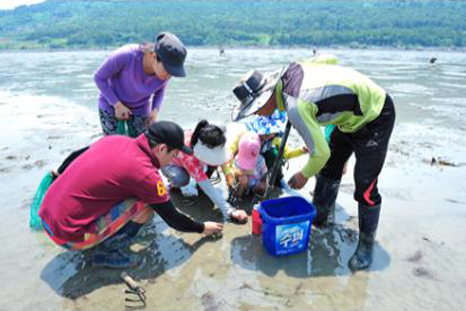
[0,0,464,50]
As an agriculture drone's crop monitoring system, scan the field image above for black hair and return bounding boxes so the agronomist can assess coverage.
[191,120,226,148]
[139,42,161,62]
[139,42,155,53]
[148,139,175,152]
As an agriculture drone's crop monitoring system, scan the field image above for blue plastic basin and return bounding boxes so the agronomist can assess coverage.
[259,196,316,256]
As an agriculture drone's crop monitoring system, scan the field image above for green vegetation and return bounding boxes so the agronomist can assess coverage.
[0,0,465,50]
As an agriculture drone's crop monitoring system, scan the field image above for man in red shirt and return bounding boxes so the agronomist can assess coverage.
[39,121,223,268]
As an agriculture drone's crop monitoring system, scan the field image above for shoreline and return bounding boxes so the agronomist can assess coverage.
[1,44,465,54]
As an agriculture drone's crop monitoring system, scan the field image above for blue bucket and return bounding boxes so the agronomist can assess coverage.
[259,196,316,256]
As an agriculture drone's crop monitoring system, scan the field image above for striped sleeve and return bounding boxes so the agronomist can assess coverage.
[287,99,330,178]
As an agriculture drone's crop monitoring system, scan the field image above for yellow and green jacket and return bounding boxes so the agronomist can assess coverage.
[276,61,386,178]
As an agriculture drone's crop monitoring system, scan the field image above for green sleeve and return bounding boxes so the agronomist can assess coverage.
[292,101,330,178]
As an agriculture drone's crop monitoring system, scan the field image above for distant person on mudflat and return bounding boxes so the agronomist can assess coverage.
[231,60,396,272]
[94,32,187,137]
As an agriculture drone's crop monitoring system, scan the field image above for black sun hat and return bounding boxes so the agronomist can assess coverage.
[232,68,284,121]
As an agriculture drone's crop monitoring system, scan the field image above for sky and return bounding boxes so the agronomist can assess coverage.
[0,0,46,10]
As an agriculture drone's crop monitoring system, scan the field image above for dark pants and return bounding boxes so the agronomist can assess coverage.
[98,108,149,137]
[320,95,396,206]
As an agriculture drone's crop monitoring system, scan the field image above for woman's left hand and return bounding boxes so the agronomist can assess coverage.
[148,109,158,125]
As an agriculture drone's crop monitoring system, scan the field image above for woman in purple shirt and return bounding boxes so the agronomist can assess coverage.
[94,32,187,136]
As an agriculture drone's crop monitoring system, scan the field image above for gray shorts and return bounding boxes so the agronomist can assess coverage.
[161,165,190,188]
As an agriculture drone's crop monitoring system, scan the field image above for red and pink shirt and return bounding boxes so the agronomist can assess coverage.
[171,130,210,182]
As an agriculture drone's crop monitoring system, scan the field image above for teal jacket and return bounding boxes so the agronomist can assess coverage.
[276,61,386,178]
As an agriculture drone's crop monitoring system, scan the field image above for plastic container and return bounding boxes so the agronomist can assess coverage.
[252,204,262,235]
[259,196,316,256]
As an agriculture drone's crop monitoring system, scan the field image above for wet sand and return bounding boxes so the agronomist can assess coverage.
[1,94,466,310]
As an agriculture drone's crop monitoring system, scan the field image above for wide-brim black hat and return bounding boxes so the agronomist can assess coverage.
[232,68,284,121]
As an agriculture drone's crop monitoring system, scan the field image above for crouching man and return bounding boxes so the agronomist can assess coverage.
[39,121,223,268]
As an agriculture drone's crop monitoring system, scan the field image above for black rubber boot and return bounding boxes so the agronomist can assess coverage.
[101,221,143,250]
[121,221,144,239]
[348,203,381,271]
[312,174,341,227]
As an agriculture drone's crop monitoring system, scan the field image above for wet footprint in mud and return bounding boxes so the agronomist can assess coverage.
[407,250,436,280]
[0,166,13,173]
[22,160,47,170]
[47,135,64,140]
[413,267,435,280]
[201,291,222,311]
[5,155,18,160]
[407,250,423,263]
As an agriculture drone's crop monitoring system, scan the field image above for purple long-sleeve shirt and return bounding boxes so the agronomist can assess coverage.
[94,44,168,116]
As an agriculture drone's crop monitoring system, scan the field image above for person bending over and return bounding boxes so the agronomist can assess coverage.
[39,121,222,269]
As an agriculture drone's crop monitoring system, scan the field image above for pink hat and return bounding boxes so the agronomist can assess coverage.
[236,133,261,171]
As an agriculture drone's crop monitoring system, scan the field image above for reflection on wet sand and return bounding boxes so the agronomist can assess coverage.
[229,218,390,309]
[40,186,390,310]
[41,221,220,300]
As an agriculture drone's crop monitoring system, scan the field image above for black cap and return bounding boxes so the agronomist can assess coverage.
[154,32,187,77]
[145,121,193,155]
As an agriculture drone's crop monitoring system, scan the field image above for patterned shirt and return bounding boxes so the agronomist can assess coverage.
[171,130,210,182]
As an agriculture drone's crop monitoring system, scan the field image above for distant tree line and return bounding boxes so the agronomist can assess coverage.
[0,0,464,50]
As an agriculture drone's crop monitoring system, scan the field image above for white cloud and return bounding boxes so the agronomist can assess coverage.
[0,0,46,10]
